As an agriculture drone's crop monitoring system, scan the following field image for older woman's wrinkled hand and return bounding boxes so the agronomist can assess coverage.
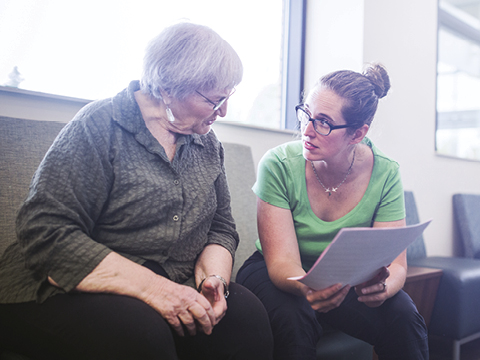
[305,283,351,313]
[354,266,390,307]
[143,277,216,337]
[198,276,228,323]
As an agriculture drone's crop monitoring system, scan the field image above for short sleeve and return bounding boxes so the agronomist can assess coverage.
[373,163,405,222]
[252,149,291,210]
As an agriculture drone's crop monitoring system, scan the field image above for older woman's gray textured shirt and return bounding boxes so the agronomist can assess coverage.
[0,81,239,303]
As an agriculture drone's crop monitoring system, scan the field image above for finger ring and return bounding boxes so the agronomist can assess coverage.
[382,282,387,291]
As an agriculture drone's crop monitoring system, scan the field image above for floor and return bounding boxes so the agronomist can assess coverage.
[430,338,480,360]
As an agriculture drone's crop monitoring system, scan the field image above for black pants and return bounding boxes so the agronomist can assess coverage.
[237,251,429,360]
[0,262,273,360]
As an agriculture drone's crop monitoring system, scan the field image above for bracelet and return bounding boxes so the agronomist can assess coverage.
[197,275,230,299]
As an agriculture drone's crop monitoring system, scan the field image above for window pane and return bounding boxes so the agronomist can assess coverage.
[437,1,480,161]
[0,0,283,129]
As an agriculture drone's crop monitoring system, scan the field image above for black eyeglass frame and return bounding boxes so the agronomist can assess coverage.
[295,104,357,136]
[196,88,236,111]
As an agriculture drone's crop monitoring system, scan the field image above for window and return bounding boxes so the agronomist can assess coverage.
[0,0,305,130]
[437,0,480,161]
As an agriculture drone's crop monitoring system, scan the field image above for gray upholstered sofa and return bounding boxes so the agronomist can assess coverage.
[0,116,372,359]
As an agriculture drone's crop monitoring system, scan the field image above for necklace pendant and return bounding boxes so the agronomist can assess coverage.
[310,150,356,198]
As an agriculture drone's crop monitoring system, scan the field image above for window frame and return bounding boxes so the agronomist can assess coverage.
[282,0,307,131]
[436,4,480,161]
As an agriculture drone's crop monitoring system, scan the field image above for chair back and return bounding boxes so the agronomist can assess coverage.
[405,191,427,261]
[221,142,258,280]
[0,116,66,256]
[453,193,480,259]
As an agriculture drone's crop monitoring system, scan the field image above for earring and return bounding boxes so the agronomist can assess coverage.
[165,106,175,122]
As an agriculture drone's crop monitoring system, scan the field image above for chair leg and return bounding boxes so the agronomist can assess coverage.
[452,340,460,360]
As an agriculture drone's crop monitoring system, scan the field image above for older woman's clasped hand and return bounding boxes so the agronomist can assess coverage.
[143,276,218,337]
[198,276,228,323]
[140,271,230,337]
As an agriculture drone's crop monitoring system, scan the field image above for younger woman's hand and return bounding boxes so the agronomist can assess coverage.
[305,283,351,313]
[355,266,390,307]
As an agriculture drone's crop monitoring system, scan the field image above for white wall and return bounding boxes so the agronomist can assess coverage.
[362,0,480,256]
[2,0,480,257]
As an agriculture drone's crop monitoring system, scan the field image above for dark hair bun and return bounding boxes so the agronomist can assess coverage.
[363,63,390,98]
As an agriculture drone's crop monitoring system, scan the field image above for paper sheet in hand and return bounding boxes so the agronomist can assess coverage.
[289,220,432,290]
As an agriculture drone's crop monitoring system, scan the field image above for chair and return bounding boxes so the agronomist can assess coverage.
[453,193,480,259]
[405,191,480,360]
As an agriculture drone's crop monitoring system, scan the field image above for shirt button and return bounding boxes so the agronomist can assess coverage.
[173,215,179,221]
[162,250,168,256]
[174,180,179,185]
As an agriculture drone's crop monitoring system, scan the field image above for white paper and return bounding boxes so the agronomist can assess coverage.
[289,220,432,290]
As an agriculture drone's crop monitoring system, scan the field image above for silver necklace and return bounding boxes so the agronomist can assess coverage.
[310,147,356,196]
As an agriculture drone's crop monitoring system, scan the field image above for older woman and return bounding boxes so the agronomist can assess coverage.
[0,22,273,360]
[236,64,428,360]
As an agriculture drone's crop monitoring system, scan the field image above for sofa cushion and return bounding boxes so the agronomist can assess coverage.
[409,256,480,339]
[222,142,258,280]
[0,117,66,256]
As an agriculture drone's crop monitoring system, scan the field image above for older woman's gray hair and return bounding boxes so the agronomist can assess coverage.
[140,22,243,101]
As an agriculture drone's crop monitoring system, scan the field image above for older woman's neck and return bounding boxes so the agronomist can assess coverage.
[134,90,178,161]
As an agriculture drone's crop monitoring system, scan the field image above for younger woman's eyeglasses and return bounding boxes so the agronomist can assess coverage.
[295,104,356,136]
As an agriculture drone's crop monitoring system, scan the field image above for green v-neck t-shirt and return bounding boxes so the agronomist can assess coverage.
[252,138,405,271]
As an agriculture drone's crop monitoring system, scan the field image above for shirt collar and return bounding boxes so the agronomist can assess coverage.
[112,81,205,149]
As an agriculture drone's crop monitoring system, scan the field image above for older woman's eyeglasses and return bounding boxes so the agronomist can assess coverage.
[295,104,356,136]
[196,88,236,111]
